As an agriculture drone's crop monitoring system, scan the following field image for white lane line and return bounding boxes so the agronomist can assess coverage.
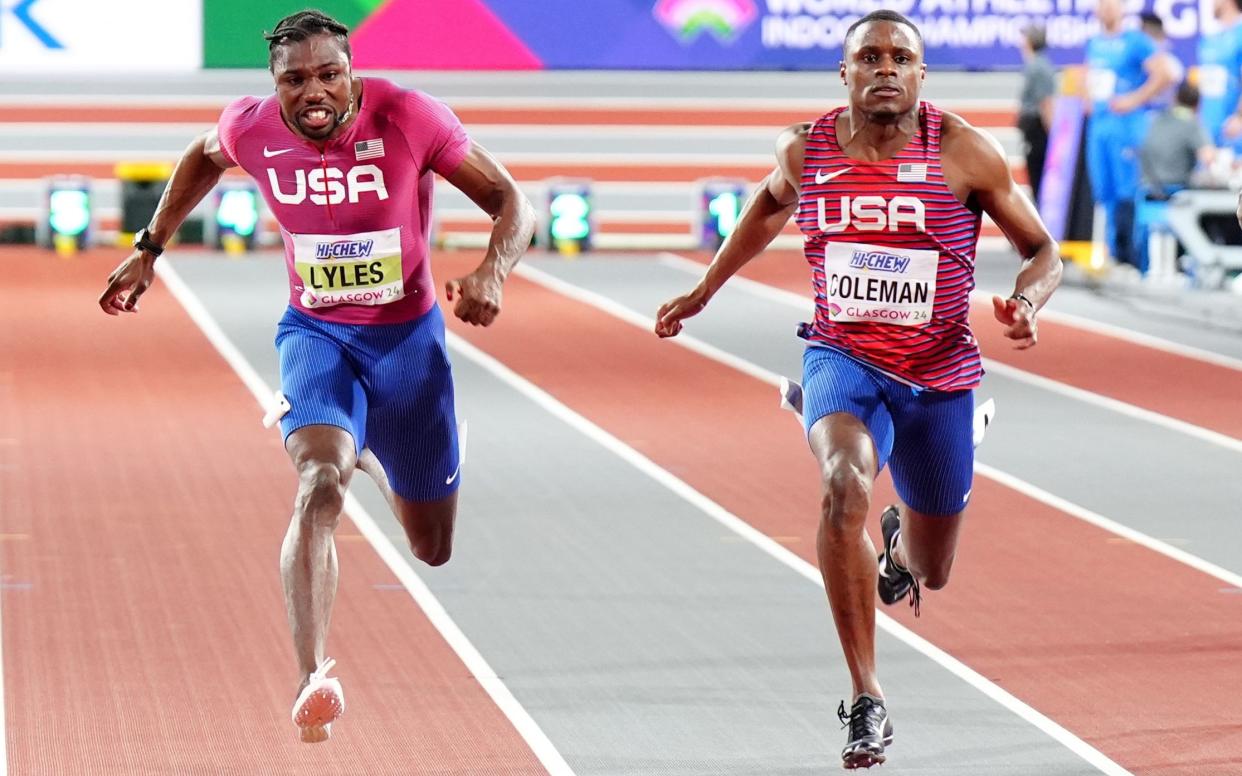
[657,250,1242,374]
[444,329,1131,776]
[520,261,1242,593]
[156,262,575,776]
[655,252,1242,455]
[978,463,1242,589]
[515,263,783,386]
[981,360,1242,455]
[1014,304,1242,374]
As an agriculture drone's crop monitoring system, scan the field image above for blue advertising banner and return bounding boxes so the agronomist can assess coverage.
[472,0,1214,70]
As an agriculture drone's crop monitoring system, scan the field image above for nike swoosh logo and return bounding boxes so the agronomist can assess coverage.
[263,147,292,158]
[445,419,468,485]
[815,167,851,184]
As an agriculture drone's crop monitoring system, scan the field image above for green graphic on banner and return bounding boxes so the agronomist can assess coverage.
[204,0,386,68]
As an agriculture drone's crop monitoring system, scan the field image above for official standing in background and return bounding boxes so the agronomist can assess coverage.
[1017,25,1056,203]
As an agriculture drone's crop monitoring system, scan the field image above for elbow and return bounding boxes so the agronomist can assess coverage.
[1046,244,1064,286]
[517,194,537,238]
[494,183,537,241]
[493,178,532,216]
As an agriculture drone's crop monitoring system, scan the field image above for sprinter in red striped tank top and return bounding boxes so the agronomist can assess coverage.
[656,10,1062,769]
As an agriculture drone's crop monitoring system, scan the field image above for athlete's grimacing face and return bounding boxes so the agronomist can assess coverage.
[271,34,353,141]
[840,22,925,120]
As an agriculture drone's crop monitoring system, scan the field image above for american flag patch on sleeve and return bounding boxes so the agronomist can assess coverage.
[897,163,927,182]
[355,139,385,161]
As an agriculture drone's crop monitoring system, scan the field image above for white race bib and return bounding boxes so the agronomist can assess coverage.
[1200,64,1228,98]
[823,241,937,326]
[1087,68,1117,102]
[291,227,404,309]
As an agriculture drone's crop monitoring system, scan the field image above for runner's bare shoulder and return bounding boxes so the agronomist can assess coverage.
[776,122,813,187]
[939,110,1009,181]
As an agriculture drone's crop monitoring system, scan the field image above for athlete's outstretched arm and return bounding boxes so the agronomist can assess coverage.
[442,142,536,327]
[98,129,233,315]
[98,130,233,315]
[945,118,1061,349]
[654,124,806,338]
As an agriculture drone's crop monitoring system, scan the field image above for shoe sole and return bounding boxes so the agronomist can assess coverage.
[293,683,345,744]
[842,726,893,769]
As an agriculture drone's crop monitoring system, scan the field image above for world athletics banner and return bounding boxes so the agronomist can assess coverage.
[204,0,1215,70]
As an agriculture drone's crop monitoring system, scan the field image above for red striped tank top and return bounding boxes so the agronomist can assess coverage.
[795,102,982,391]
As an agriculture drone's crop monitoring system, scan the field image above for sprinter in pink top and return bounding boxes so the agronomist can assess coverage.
[217,72,468,324]
[99,10,536,743]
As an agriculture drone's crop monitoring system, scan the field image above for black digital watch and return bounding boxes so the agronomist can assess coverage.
[133,228,164,258]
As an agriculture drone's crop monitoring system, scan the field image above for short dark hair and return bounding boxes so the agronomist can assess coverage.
[1139,12,1164,32]
[844,10,923,54]
[1176,80,1200,109]
[265,9,351,71]
[1023,24,1047,52]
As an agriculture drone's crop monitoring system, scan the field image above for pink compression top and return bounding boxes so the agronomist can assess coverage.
[216,77,470,324]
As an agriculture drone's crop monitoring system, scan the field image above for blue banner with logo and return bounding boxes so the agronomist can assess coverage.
[469,0,1209,70]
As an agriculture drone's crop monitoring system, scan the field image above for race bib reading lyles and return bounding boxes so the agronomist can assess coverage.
[292,227,404,308]
[822,241,937,326]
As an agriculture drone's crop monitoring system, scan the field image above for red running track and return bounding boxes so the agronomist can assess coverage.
[0,249,547,775]
[436,252,1242,775]
[672,249,1242,442]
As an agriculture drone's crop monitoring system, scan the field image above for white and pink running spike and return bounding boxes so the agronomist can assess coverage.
[291,658,345,743]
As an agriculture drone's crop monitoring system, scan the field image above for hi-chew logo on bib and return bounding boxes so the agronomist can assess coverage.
[293,227,404,308]
[823,242,937,326]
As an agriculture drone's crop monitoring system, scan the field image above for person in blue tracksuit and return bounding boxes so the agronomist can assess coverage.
[1199,0,1242,152]
[1084,0,1175,268]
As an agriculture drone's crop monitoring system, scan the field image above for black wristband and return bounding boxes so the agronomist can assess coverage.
[133,228,164,258]
[1010,292,1035,310]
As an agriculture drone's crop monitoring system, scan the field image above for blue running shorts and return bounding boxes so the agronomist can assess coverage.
[275,304,460,502]
[801,346,974,516]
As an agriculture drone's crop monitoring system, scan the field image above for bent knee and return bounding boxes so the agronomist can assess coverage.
[407,523,453,567]
[415,543,452,567]
[295,462,347,525]
[819,457,872,532]
[909,558,953,591]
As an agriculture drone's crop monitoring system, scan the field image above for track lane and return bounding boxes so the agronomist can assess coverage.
[0,249,547,775]
[668,250,1242,442]
[170,253,1109,775]
[434,252,1242,775]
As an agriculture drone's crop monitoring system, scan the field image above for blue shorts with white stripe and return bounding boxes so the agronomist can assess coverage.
[802,345,974,516]
[275,304,460,502]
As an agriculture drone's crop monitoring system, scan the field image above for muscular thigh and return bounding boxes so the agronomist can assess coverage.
[801,346,894,469]
[360,305,460,502]
[887,388,974,517]
[276,309,368,452]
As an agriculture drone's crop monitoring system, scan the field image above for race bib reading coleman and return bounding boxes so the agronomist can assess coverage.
[292,227,404,309]
[823,241,937,326]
